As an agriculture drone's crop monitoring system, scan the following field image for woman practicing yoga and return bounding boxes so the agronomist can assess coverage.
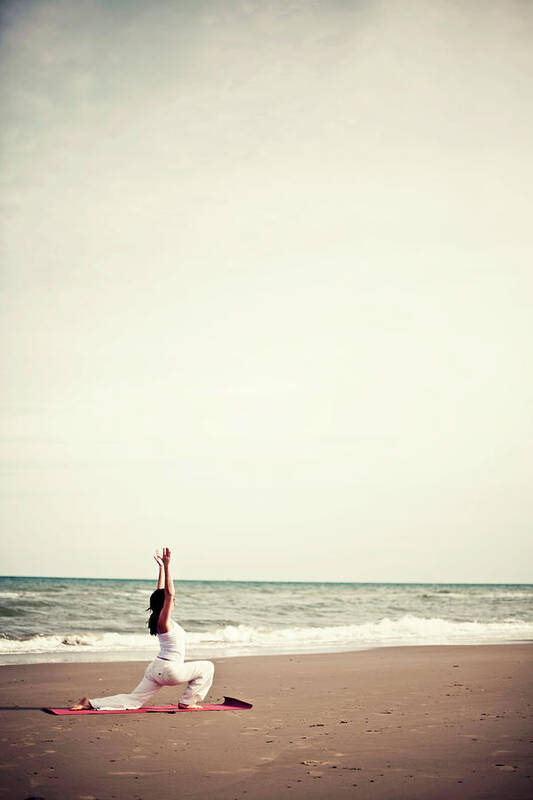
[71,547,214,711]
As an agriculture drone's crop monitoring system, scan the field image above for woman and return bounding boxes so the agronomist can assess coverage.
[71,547,214,711]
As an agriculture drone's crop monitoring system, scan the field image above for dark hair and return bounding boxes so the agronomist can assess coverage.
[147,589,165,636]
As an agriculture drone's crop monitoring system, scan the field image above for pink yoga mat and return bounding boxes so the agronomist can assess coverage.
[43,696,252,715]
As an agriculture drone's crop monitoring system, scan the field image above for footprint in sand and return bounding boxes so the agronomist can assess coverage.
[109,771,148,776]
[207,766,256,774]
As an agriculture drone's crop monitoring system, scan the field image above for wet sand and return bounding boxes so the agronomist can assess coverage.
[0,644,531,799]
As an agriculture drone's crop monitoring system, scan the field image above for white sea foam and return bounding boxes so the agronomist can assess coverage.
[187,616,533,651]
[1,616,532,664]
[421,591,533,600]
[0,590,57,600]
[0,631,155,656]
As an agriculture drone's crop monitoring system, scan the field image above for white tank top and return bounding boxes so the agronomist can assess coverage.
[157,621,185,661]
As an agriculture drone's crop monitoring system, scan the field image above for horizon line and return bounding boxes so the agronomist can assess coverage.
[0,575,531,586]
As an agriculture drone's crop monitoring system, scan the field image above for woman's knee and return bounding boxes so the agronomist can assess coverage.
[196,661,214,680]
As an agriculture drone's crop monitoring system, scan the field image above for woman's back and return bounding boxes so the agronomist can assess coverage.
[157,620,185,661]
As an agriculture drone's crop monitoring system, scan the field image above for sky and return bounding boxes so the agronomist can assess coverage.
[1,0,532,582]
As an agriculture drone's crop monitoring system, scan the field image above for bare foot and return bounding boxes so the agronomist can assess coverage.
[178,702,203,710]
[70,696,92,710]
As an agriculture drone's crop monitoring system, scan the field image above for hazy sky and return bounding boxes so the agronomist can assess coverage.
[1,0,532,582]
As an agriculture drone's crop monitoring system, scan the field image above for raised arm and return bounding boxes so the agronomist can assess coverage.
[154,549,164,590]
[157,547,175,634]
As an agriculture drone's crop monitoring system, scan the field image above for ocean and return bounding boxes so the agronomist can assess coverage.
[1,577,532,666]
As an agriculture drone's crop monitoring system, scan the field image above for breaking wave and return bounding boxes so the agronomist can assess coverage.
[1,615,532,664]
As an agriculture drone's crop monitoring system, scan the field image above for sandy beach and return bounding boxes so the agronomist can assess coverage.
[0,644,531,799]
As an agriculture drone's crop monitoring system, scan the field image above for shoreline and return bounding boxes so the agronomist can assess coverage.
[2,637,533,668]
[1,642,532,799]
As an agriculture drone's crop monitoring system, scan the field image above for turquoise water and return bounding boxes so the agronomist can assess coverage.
[1,577,532,664]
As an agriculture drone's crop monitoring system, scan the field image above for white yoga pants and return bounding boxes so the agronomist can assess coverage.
[90,658,215,710]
